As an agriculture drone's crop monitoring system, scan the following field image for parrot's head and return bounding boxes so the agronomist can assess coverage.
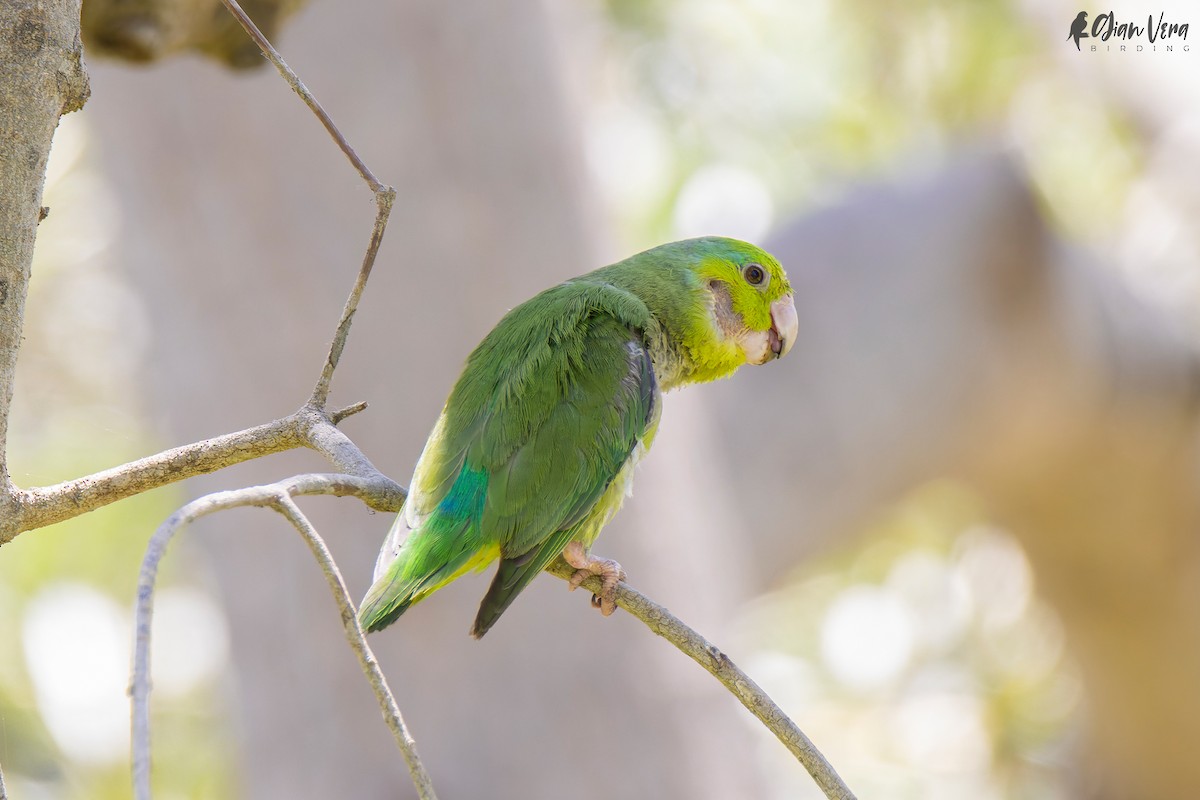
[688,237,797,367]
[596,237,796,388]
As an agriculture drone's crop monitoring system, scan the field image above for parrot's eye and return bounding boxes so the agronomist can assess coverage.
[742,263,767,287]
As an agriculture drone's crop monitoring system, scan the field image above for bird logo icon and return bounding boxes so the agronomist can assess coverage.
[1068,11,1090,50]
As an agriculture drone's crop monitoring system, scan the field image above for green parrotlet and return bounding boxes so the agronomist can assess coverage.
[359,236,796,638]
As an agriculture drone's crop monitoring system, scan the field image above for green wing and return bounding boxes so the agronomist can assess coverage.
[359,282,658,637]
[469,322,657,637]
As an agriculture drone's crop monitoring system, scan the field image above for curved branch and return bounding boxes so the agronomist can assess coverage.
[132,476,436,800]
[545,562,857,800]
[274,496,437,800]
[296,405,404,510]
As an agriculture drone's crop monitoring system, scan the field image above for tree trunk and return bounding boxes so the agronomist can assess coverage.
[0,0,88,538]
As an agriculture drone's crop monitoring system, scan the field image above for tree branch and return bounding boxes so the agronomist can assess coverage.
[2,403,405,543]
[0,0,399,546]
[330,400,368,425]
[291,406,405,510]
[0,0,429,796]
[0,755,8,800]
[132,476,437,800]
[274,496,438,800]
[11,415,299,535]
[0,0,404,543]
[545,562,857,800]
[109,4,431,796]
[218,0,384,193]
[310,190,394,408]
[217,0,396,411]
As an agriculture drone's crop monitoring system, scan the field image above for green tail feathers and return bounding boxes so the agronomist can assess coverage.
[359,529,572,639]
[358,521,498,634]
[358,575,416,633]
[358,552,474,633]
[469,530,575,638]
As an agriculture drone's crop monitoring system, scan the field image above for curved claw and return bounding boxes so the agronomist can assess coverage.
[562,542,626,617]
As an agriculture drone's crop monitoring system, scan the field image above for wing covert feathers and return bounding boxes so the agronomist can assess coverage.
[359,281,660,635]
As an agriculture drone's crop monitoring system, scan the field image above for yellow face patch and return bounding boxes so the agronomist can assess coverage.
[694,250,792,334]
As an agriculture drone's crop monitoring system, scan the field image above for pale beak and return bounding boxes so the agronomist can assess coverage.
[768,294,797,360]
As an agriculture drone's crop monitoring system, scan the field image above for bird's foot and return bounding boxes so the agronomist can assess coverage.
[562,541,626,616]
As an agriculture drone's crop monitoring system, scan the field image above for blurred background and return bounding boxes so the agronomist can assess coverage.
[3,0,1199,797]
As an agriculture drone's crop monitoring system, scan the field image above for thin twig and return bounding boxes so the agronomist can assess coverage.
[218,0,383,193]
[331,400,369,424]
[4,0,405,543]
[309,191,395,408]
[125,6,418,797]
[275,497,437,799]
[0,755,8,800]
[132,476,436,800]
[217,0,397,409]
[546,562,857,800]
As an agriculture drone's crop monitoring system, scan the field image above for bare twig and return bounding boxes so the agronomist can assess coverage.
[330,400,368,424]
[217,0,383,193]
[546,562,857,800]
[132,476,436,800]
[216,0,397,409]
[310,191,395,408]
[275,497,437,799]
[122,5,422,798]
[1,0,401,544]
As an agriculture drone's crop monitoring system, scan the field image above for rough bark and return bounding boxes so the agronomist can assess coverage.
[0,0,89,526]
